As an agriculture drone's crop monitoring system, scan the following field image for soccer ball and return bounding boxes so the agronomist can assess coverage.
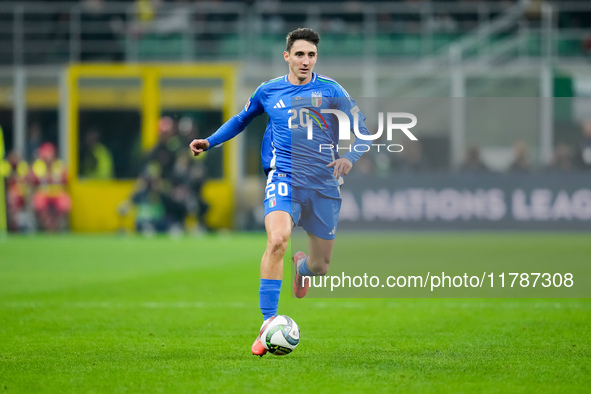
[261,315,300,355]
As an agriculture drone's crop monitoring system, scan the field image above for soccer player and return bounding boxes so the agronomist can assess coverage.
[189,28,370,356]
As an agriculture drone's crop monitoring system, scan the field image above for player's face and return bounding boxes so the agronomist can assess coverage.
[284,40,317,85]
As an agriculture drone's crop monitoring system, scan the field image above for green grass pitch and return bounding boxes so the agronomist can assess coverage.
[0,233,589,393]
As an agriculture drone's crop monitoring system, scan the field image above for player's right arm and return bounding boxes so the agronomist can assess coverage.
[190,87,265,157]
[189,139,209,157]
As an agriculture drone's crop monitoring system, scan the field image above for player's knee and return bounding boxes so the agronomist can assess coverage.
[315,263,330,276]
[267,233,289,256]
[309,257,331,276]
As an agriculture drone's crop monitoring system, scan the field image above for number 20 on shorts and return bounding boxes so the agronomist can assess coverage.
[266,182,289,199]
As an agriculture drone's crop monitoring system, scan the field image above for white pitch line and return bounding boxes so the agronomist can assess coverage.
[0,301,249,309]
[0,300,587,310]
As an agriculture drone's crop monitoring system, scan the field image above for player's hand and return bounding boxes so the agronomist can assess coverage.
[189,139,209,157]
[327,158,352,180]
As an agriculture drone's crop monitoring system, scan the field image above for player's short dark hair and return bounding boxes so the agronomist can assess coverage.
[286,28,320,53]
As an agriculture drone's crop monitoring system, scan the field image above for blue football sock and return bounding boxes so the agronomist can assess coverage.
[259,278,282,320]
[297,257,314,276]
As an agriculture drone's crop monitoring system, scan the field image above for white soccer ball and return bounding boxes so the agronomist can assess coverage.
[261,315,300,355]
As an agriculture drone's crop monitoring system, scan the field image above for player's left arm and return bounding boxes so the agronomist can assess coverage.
[326,156,352,180]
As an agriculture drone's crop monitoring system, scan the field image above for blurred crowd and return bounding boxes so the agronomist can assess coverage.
[117,115,211,236]
[2,143,70,233]
[1,115,210,235]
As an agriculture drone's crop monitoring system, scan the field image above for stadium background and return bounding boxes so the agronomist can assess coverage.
[1,1,590,392]
[1,0,590,233]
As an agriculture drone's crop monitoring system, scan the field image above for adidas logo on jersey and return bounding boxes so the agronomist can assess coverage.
[273,99,286,109]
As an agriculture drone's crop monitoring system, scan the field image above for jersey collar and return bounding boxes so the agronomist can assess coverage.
[284,73,318,85]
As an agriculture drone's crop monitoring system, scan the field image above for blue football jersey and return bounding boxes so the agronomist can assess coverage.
[206,73,368,190]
